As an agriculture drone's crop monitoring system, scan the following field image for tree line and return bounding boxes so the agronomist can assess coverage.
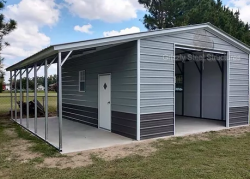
[138,0,250,46]
[11,75,57,90]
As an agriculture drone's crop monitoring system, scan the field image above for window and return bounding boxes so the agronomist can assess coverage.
[175,75,183,92]
[79,70,86,92]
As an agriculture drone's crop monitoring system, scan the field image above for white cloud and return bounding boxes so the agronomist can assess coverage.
[74,24,93,34]
[103,26,140,37]
[2,0,60,59]
[4,0,60,27]
[64,0,144,22]
[228,0,250,24]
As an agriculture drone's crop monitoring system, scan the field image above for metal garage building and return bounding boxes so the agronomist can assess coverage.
[6,23,250,153]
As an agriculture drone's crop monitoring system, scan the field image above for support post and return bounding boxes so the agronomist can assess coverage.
[226,51,230,128]
[26,67,29,128]
[173,44,176,135]
[14,70,17,121]
[34,63,38,133]
[221,60,224,120]
[20,69,23,125]
[182,62,185,116]
[10,71,13,120]
[200,61,203,118]
[136,40,141,141]
[58,53,63,150]
[44,59,48,140]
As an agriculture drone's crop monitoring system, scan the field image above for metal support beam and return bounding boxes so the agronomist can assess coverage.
[28,67,33,74]
[14,70,17,121]
[15,71,20,77]
[58,53,63,150]
[34,63,38,133]
[44,59,48,140]
[136,40,141,140]
[61,51,73,66]
[10,71,13,120]
[200,61,203,118]
[176,62,183,74]
[226,51,230,128]
[36,62,44,72]
[216,59,223,72]
[194,61,201,73]
[21,69,26,76]
[182,62,185,116]
[20,69,23,125]
[48,56,57,69]
[221,60,224,120]
[26,67,29,129]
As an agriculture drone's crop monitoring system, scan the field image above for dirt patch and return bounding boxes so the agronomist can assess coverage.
[216,126,250,137]
[6,138,41,163]
[37,140,157,169]
[91,141,157,161]
[38,154,92,169]
[3,128,18,138]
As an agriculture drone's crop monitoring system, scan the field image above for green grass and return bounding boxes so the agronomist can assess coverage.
[14,125,59,157]
[0,92,57,115]
[1,116,250,178]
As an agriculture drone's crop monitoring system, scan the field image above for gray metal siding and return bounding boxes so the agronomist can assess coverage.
[141,27,249,133]
[229,51,249,126]
[139,38,175,139]
[140,39,175,114]
[62,41,138,137]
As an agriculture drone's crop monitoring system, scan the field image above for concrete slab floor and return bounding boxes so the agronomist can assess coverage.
[175,116,226,136]
[15,116,227,153]
[16,117,133,154]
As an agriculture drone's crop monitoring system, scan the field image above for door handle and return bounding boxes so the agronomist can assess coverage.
[107,101,111,104]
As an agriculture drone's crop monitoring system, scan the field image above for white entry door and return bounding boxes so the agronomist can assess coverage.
[99,74,111,131]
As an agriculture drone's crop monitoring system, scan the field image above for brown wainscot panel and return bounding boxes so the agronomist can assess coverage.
[111,111,137,140]
[140,112,174,140]
[229,106,249,127]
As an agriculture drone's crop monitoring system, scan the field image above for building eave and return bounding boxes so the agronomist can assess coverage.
[6,22,250,71]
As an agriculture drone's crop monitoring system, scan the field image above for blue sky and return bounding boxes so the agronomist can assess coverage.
[2,0,250,82]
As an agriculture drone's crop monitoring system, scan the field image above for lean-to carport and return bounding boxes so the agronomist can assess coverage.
[8,45,135,152]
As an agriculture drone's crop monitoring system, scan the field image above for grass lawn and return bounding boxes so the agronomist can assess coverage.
[1,115,250,179]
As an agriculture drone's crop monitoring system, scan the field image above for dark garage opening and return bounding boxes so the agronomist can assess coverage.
[175,47,227,136]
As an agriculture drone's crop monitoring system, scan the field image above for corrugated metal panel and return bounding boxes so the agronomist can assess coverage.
[141,28,249,128]
[140,112,174,140]
[62,103,98,127]
[141,106,174,114]
[229,106,249,126]
[62,41,137,114]
[111,111,137,139]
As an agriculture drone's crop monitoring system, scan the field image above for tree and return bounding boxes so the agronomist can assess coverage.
[139,0,250,46]
[0,0,17,93]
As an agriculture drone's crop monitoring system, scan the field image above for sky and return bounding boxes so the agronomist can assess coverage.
[2,0,250,82]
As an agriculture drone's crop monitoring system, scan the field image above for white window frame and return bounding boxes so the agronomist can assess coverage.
[79,70,86,92]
